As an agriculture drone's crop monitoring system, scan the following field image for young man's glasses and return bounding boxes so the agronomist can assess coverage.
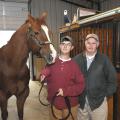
[60,42,72,47]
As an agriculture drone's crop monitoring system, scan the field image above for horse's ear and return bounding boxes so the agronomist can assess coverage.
[28,14,35,23]
[39,12,48,23]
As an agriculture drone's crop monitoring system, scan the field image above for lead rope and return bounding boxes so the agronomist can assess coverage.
[39,82,74,120]
[38,81,50,106]
[51,92,75,120]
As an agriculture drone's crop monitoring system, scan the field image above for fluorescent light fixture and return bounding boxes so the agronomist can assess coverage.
[78,7,120,25]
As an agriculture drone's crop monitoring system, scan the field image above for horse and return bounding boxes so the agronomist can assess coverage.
[0,12,57,120]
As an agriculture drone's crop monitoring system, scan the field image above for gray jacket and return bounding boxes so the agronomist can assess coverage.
[73,52,117,110]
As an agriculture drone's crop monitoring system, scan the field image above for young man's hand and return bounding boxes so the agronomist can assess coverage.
[57,88,63,96]
[40,75,46,82]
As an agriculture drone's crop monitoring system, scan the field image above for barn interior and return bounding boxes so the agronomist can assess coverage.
[0,0,120,120]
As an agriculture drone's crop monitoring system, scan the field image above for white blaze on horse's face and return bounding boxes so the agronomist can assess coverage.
[41,25,57,63]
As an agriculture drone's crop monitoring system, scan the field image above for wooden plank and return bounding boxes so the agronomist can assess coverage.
[59,23,80,33]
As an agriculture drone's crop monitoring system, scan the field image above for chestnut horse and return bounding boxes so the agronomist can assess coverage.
[0,13,57,120]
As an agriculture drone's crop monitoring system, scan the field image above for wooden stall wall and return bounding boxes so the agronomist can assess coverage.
[117,73,120,120]
[60,22,113,59]
[60,20,120,120]
[114,21,120,120]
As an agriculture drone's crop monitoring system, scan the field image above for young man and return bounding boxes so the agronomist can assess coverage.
[40,36,85,120]
[73,33,117,120]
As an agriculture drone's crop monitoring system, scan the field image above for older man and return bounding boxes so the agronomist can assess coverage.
[74,33,117,120]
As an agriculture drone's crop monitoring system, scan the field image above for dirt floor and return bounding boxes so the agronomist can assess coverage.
[0,81,50,120]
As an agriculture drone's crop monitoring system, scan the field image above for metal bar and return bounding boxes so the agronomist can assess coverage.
[78,7,120,25]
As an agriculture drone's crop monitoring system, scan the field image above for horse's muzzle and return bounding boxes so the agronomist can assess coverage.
[44,54,54,64]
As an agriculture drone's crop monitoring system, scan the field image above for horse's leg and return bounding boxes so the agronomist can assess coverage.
[0,91,8,120]
[16,86,29,120]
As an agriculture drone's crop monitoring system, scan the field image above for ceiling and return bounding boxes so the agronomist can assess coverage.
[0,0,29,3]
[0,0,107,3]
[81,0,107,3]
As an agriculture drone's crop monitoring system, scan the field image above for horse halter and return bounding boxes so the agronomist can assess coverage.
[27,26,52,47]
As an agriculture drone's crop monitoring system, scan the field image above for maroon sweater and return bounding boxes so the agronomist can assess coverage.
[41,58,85,109]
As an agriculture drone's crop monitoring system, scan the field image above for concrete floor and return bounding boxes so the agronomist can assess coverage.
[0,81,49,120]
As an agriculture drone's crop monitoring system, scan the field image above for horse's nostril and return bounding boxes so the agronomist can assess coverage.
[43,54,54,64]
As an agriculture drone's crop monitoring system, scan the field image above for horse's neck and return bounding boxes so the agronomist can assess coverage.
[3,24,29,67]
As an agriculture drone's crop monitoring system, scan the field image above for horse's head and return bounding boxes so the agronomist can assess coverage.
[27,12,57,64]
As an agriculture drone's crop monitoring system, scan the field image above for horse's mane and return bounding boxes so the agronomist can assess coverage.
[0,15,48,50]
